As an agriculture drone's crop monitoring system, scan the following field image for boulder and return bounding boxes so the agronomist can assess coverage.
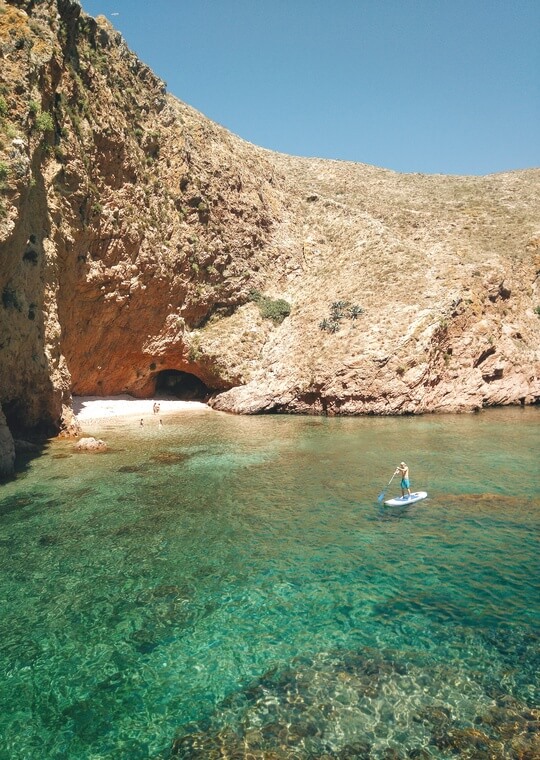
[75,437,107,452]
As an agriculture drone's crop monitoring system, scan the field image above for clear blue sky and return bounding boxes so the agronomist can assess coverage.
[80,0,539,176]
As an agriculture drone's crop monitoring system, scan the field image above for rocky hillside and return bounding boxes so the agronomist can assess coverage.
[1,0,539,475]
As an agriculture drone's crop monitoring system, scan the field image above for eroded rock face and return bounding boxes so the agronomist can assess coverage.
[0,0,539,445]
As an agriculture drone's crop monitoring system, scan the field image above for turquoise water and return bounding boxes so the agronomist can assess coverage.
[0,407,538,759]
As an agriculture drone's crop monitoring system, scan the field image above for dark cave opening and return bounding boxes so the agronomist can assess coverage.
[155,370,212,401]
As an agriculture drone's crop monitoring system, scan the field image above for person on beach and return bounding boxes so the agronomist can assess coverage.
[394,461,411,498]
[140,419,144,427]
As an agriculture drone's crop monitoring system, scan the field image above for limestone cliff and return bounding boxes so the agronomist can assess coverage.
[1,0,539,475]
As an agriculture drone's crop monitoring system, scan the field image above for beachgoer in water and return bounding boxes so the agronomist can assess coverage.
[394,461,411,497]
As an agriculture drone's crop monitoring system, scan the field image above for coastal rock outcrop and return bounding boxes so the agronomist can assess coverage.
[0,0,539,453]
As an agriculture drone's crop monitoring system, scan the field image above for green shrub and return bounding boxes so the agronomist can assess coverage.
[534,306,540,317]
[0,161,8,183]
[0,96,7,117]
[248,290,291,323]
[35,111,54,132]
[258,297,291,324]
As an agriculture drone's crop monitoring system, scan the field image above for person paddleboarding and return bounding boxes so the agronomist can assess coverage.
[394,462,412,498]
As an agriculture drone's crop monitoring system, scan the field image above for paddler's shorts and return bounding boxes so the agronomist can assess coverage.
[401,478,410,488]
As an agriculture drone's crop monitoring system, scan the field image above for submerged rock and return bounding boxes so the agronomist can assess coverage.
[169,646,540,759]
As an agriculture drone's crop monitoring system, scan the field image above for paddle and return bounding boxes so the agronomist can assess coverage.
[377,471,396,503]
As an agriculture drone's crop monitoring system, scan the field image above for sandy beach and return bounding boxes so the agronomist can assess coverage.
[73,395,211,423]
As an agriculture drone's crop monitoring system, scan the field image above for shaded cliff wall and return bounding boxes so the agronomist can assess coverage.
[0,0,291,470]
[1,0,84,456]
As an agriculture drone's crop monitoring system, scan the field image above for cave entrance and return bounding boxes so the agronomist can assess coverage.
[155,370,211,401]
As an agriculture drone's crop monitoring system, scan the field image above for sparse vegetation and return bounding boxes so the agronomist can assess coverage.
[319,318,340,333]
[534,306,540,317]
[187,340,202,363]
[28,99,40,117]
[330,301,350,319]
[320,301,364,332]
[349,305,364,319]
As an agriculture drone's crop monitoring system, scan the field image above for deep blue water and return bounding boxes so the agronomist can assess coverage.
[0,407,538,759]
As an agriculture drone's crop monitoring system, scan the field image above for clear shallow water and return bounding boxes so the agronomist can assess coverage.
[0,408,538,759]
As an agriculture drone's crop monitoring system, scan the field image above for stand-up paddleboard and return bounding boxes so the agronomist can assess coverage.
[383,491,427,506]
